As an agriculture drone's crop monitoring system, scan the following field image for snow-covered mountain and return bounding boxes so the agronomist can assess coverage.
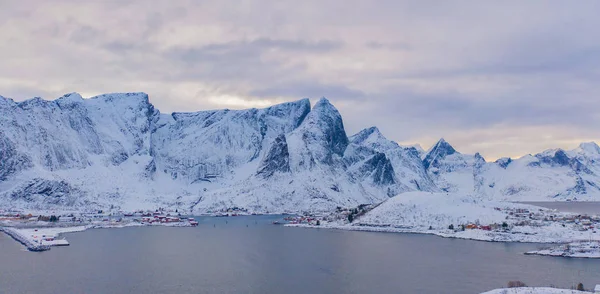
[1,92,600,214]
[0,94,403,213]
[420,138,600,201]
[475,143,600,201]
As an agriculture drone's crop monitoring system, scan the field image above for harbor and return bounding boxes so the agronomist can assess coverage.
[0,227,51,252]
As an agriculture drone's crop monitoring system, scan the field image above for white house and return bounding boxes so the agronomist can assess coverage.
[594,284,600,293]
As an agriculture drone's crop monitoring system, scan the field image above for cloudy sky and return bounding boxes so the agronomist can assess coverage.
[1,1,600,160]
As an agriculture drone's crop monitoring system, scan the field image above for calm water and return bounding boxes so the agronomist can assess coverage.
[520,201,600,215]
[1,215,599,294]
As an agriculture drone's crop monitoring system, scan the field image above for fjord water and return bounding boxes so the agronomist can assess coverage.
[1,216,599,294]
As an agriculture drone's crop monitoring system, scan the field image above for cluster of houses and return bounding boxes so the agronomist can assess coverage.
[210,207,254,217]
[506,207,600,232]
[1,209,199,227]
[138,215,198,226]
[282,216,320,225]
[452,207,600,234]
[464,223,497,231]
[0,213,76,223]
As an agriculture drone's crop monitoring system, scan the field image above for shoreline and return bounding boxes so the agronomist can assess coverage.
[481,287,592,294]
[285,222,599,245]
[0,220,197,252]
[0,227,51,251]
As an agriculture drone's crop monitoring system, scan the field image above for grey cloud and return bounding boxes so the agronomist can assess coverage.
[69,25,104,43]
[161,39,341,82]
[165,38,342,65]
[380,89,597,128]
[2,1,600,158]
[196,38,343,53]
[249,81,366,100]
[366,41,411,51]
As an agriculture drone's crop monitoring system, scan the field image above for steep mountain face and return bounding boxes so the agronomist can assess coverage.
[286,98,349,168]
[256,134,290,178]
[0,94,392,213]
[151,98,310,183]
[346,127,437,194]
[2,92,600,213]
[193,98,388,213]
[0,131,32,181]
[422,139,477,193]
[0,92,157,172]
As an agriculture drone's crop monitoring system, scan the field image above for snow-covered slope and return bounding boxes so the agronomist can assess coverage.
[354,191,512,230]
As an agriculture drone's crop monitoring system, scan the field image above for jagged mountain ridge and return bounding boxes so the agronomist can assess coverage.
[0,93,405,213]
[422,138,600,201]
[1,92,600,213]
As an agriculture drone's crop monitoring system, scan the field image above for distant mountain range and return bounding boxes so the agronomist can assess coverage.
[1,93,599,213]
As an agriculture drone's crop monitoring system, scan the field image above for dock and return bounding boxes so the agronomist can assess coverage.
[0,227,51,251]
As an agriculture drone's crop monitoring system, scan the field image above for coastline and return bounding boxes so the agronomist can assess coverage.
[0,218,197,252]
[285,222,600,244]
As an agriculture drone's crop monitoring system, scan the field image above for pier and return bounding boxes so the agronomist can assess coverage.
[0,227,51,252]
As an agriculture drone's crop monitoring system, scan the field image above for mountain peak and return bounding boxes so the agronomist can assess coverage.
[423,138,457,169]
[292,96,349,160]
[313,97,335,110]
[316,96,330,103]
[536,148,571,166]
[365,126,381,135]
[58,92,83,100]
[56,93,84,107]
[350,127,382,144]
[0,95,15,106]
[495,157,512,169]
[429,138,456,154]
[474,152,486,162]
[90,92,150,104]
[578,142,600,155]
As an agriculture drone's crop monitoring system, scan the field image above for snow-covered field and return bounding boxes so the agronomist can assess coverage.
[481,287,592,294]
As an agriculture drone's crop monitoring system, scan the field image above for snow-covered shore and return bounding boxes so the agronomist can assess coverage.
[1,217,198,251]
[15,226,87,247]
[481,287,592,294]
[287,192,600,244]
[525,241,600,258]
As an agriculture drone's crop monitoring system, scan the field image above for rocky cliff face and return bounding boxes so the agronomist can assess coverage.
[256,134,291,178]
